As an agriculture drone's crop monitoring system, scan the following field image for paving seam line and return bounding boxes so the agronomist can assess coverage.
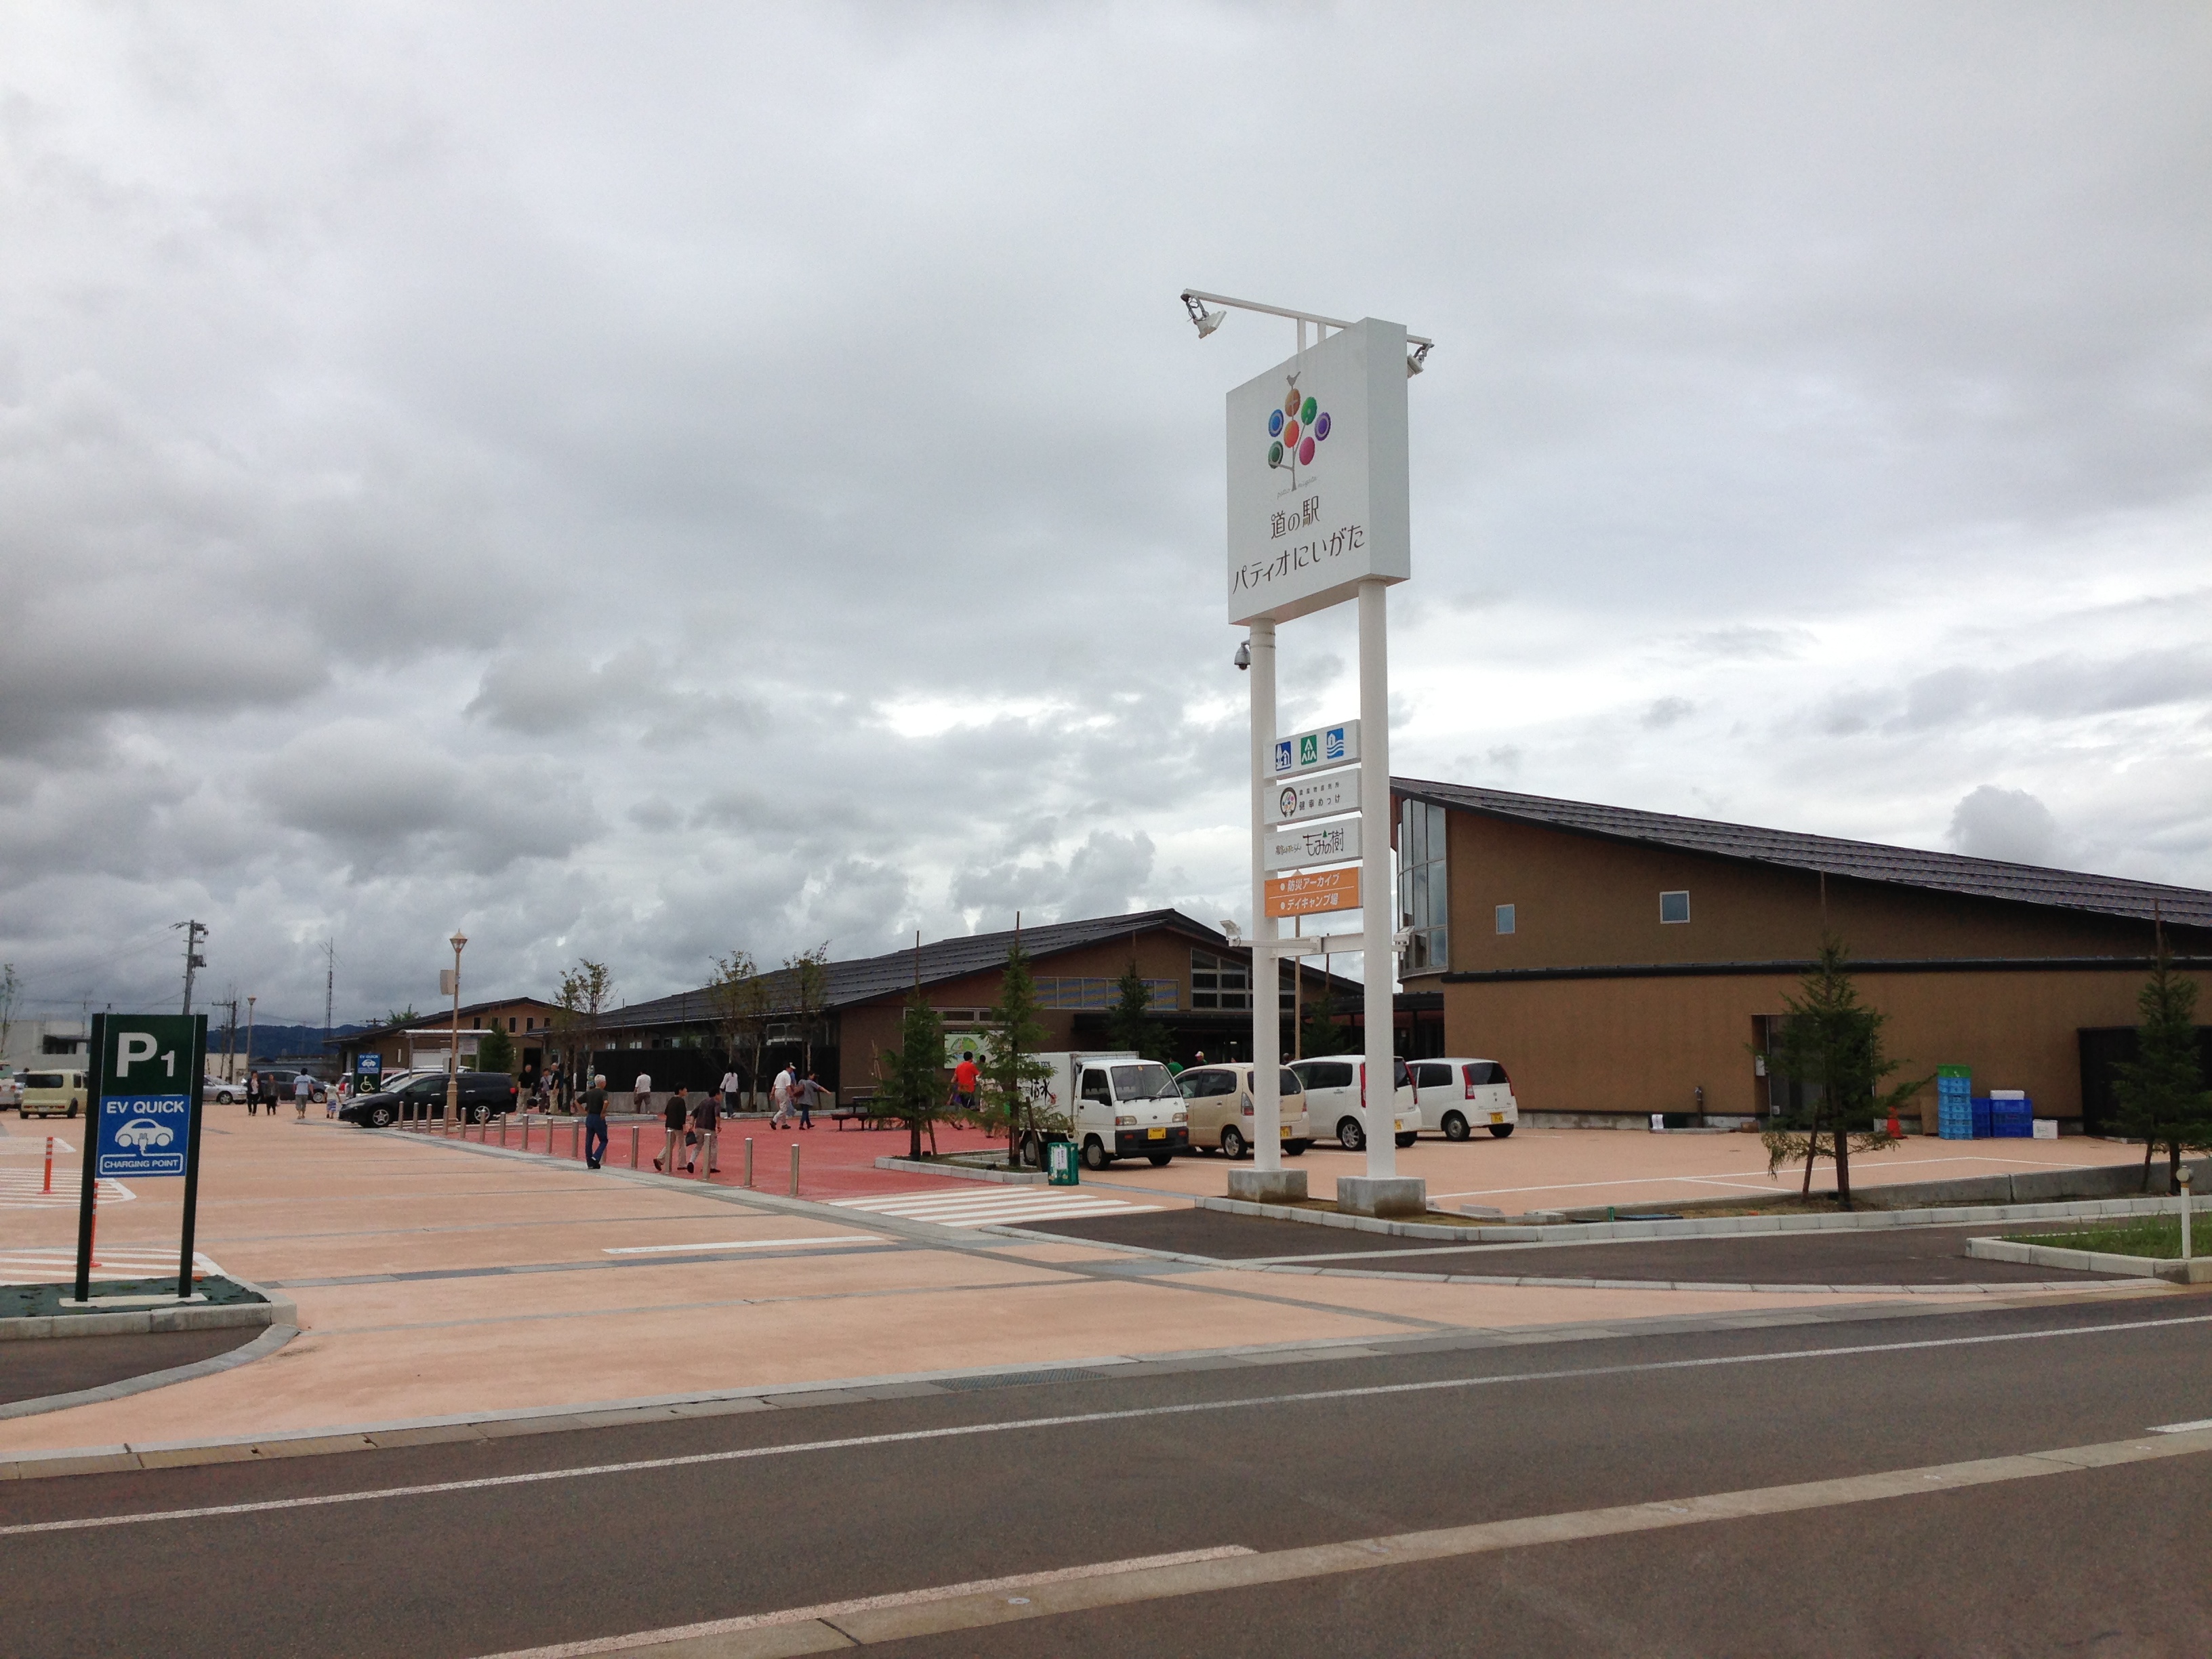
[977,1223,2134,1296]
[1191,1189,2205,1244]
[0,1285,2167,1481]
[469,1424,2212,1657]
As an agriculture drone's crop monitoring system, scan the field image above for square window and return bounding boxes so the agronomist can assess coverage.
[1660,890,1691,924]
[1494,903,1515,935]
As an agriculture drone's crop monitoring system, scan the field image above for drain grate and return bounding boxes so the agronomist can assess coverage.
[935,1367,1108,1391]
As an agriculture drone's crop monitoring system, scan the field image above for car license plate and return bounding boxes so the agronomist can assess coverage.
[1279,1124,1292,1136]
[1147,1126,1165,1140]
[1489,1113,1506,1124]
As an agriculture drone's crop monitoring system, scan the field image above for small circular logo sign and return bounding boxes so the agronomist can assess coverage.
[1266,380,1331,470]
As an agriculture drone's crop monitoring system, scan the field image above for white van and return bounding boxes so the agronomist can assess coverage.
[1025,1051,1190,1170]
[1406,1058,1519,1140]
[1289,1054,1418,1151]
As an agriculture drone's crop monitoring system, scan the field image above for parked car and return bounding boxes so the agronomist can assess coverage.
[19,1069,87,1119]
[0,1069,18,1110]
[205,1077,248,1105]
[1176,1063,1313,1158]
[340,1070,518,1128]
[1288,1054,1419,1151]
[1019,1052,1189,1170]
[1406,1058,1519,1140]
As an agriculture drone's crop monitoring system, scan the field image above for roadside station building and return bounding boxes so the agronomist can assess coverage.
[329,998,564,1086]
[1390,777,2212,1132]
[595,909,1353,1098]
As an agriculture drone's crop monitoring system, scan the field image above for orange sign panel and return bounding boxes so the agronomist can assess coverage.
[1265,867,1360,918]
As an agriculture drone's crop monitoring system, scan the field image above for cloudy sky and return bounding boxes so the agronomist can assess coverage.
[2,3,2207,1027]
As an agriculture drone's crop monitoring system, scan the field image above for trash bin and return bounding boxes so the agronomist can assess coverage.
[1046,1139,1079,1186]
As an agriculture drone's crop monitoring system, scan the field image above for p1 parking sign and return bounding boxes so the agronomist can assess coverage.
[75,1012,209,1303]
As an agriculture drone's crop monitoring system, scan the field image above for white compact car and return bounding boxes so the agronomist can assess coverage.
[1288,1054,1419,1151]
[1407,1058,1519,1140]
[205,1078,247,1105]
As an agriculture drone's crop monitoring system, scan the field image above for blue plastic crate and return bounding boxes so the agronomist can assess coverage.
[1969,1097,1994,1137]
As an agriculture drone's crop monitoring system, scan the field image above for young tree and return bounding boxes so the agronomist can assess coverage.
[476,1022,516,1075]
[384,1004,421,1027]
[707,950,772,1107]
[1759,937,1924,1208]
[0,963,19,1078]
[1105,962,1171,1061]
[1299,994,1351,1060]
[783,943,832,1077]
[877,990,948,1161]
[551,960,614,1098]
[979,942,1057,1168]
[2111,935,2212,1191]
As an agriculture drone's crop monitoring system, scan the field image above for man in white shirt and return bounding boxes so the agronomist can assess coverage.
[632,1071,652,1115]
[720,1067,743,1113]
[770,1065,796,1129]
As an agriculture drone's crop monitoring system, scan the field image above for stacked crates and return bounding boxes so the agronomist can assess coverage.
[1936,1066,1974,1139]
[1989,1089,2033,1138]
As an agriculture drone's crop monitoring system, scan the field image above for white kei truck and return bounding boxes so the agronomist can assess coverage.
[1022,1051,1191,1171]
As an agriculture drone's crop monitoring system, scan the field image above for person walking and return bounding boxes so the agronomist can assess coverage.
[295,1073,312,1119]
[769,1063,796,1130]
[632,1069,653,1116]
[245,1071,260,1117]
[797,1071,822,1130]
[720,1064,742,1115]
[693,1088,721,1176]
[949,1052,979,1121]
[654,1086,688,1172]
[581,1074,610,1168]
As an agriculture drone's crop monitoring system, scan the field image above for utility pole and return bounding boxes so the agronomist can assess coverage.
[216,995,240,1081]
[245,994,257,1077]
[323,939,337,1061]
[176,920,208,1016]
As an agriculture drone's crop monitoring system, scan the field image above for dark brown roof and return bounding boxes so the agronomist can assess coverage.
[606,908,1237,1030]
[1394,777,2212,930]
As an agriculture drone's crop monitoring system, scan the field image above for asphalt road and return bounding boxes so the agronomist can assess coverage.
[1,1327,259,1407]
[5,1296,2209,1657]
[1022,1210,2127,1284]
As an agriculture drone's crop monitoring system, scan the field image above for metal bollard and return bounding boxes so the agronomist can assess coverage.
[789,1141,800,1197]
[744,1137,754,1188]
[571,1122,581,1161]
[630,1124,640,1168]
[2182,1167,2194,1263]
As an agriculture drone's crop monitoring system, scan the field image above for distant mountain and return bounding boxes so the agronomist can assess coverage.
[205,1020,372,1063]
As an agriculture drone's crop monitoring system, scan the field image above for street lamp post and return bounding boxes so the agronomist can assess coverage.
[445,933,468,1132]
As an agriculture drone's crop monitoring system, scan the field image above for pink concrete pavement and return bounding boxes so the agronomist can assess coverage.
[0,1107,2104,1458]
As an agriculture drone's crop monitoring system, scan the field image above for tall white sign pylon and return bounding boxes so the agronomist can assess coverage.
[1185,291,1431,1219]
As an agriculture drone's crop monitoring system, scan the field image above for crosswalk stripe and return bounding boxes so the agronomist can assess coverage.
[0,1172,133,1209]
[827,1186,1160,1229]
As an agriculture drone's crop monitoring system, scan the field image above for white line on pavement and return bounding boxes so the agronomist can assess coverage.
[2150,1417,2212,1433]
[468,1547,1257,1657]
[6,1311,2207,1540]
[601,1239,878,1255]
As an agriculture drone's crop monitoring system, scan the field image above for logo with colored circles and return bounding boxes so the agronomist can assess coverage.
[1265,379,1331,471]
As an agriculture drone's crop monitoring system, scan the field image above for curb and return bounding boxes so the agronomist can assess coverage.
[0,1321,300,1422]
[0,1277,298,1342]
[1966,1237,2212,1283]
[873,1157,1045,1186]
[1191,1191,2211,1246]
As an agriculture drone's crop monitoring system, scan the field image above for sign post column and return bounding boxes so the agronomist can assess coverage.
[1247,619,1284,1183]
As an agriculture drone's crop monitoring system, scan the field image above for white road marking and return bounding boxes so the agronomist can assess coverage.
[7,1311,2207,1540]
[469,1547,1257,1657]
[0,1136,77,1154]
[0,1244,218,1285]
[0,1171,131,1210]
[830,1187,1160,1227]
[2150,1417,2212,1433]
[601,1238,877,1255]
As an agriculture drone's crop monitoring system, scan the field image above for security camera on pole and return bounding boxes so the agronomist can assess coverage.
[1183,289,1431,1219]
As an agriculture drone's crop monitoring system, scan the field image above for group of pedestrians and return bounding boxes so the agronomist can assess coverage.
[651,1084,722,1174]
[241,1071,315,1119]
[769,1063,824,1129]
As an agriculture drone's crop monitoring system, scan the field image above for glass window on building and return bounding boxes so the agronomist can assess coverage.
[1191,950,1252,1010]
[1397,799,1449,974]
[1660,890,1691,924]
[1494,903,1515,935]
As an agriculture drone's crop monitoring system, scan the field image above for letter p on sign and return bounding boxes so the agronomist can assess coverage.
[116,1031,159,1078]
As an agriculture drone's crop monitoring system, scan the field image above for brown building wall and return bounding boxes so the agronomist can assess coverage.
[1445,965,2211,1128]
[1433,808,2167,979]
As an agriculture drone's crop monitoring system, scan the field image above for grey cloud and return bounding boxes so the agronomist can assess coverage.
[952,830,1158,927]
[1948,785,2061,867]
[1641,697,1695,730]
